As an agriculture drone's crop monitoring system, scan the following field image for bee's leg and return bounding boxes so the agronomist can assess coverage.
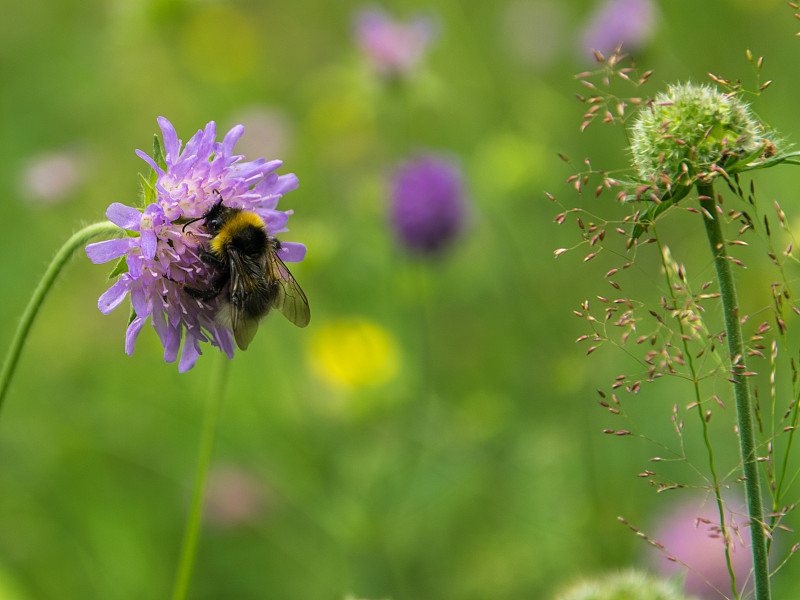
[197,248,226,270]
[184,284,221,301]
[184,270,229,302]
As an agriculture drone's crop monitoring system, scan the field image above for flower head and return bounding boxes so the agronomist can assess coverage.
[205,464,271,529]
[86,117,305,372]
[650,498,753,599]
[309,318,400,389]
[389,154,468,255]
[579,0,656,59]
[630,82,764,184]
[355,6,437,79]
[21,147,88,205]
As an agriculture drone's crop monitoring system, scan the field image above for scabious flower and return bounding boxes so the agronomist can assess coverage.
[85,117,305,372]
[20,147,88,205]
[650,498,753,599]
[579,0,656,59]
[204,464,271,529]
[390,154,468,255]
[630,82,764,184]
[355,6,437,79]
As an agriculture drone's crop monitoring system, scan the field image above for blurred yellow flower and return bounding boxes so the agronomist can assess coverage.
[310,318,399,389]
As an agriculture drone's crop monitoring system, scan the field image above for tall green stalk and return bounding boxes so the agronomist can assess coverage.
[171,352,229,600]
[697,183,769,600]
[0,221,120,412]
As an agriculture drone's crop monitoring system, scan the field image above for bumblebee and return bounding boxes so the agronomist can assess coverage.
[182,194,310,350]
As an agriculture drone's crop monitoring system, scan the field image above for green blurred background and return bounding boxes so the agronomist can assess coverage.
[2,0,800,598]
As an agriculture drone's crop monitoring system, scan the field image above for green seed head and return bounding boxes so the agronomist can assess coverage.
[554,570,694,600]
[630,82,763,183]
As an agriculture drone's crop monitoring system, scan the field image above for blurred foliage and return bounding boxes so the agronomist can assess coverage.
[2,0,800,599]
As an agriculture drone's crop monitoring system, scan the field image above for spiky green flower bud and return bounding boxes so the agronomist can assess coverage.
[630,82,764,183]
[554,570,695,600]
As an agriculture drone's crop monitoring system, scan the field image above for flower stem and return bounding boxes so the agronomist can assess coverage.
[171,352,229,600]
[654,232,739,598]
[0,221,121,412]
[698,183,770,600]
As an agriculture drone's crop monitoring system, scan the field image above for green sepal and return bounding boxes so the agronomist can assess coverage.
[138,172,155,208]
[151,133,167,172]
[127,305,137,327]
[737,149,800,173]
[108,255,129,280]
[136,133,167,209]
[630,183,692,241]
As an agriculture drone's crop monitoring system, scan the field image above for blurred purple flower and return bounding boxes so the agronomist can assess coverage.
[20,148,88,205]
[204,464,271,529]
[579,0,656,59]
[228,105,294,162]
[390,154,468,255]
[85,117,305,372]
[650,498,752,599]
[355,6,437,78]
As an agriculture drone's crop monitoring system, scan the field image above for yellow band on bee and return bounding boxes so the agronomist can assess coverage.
[211,211,265,253]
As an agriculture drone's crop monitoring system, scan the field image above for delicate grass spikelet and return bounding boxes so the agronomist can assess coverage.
[554,570,695,600]
[630,82,764,183]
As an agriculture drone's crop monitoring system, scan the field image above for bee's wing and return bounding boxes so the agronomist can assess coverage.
[226,249,268,350]
[267,251,311,328]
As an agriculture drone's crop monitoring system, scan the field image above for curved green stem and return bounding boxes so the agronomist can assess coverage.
[654,231,738,597]
[171,352,229,600]
[698,183,770,600]
[0,221,121,412]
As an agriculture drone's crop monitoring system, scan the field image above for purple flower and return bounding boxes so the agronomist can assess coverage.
[390,154,468,255]
[579,0,656,59]
[650,497,753,599]
[86,117,305,372]
[20,147,88,205]
[355,6,437,78]
[204,464,271,529]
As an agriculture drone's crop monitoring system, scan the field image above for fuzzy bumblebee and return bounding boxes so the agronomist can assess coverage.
[183,194,310,350]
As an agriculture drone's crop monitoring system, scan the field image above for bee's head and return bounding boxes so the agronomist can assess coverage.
[201,199,232,234]
[182,191,238,234]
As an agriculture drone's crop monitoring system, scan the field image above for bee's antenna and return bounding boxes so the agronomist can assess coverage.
[183,189,225,232]
[182,216,203,233]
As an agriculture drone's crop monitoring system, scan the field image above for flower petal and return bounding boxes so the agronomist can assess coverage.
[125,316,147,356]
[85,238,133,264]
[135,149,165,178]
[216,327,236,359]
[179,334,201,372]
[129,282,148,317]
[106,203,143,230]
[221,124,245,156]
[278,242,306,262]
[272,173,299,196]
[140,229,157,260]
[97,277,131,314]
[158,116,181,164]
[259,208,290,233]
